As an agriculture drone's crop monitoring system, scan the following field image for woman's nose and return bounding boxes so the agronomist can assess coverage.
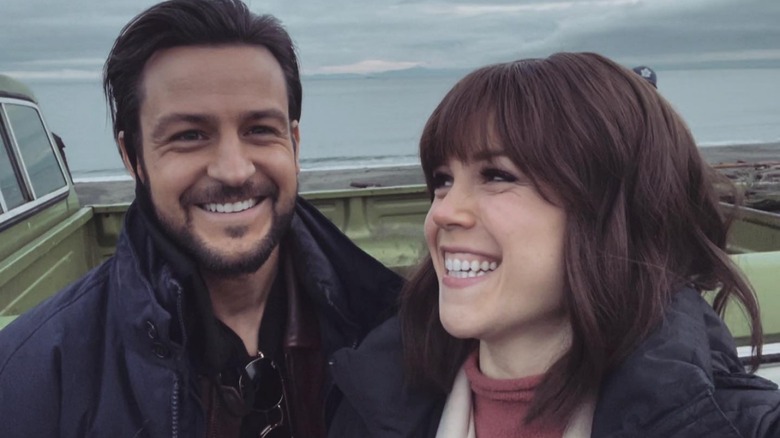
[429,184,477,230]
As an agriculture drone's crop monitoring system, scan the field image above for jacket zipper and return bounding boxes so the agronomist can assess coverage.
[171,375,180,438]
[171,284,186,438]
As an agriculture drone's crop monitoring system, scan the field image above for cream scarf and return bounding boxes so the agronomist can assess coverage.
[435,368,596,438]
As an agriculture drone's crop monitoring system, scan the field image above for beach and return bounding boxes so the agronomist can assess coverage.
[74,163,426,205]
[74,142,780,206]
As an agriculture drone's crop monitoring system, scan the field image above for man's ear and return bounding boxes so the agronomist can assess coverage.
[291,120,301,175]
[118,131,145,183]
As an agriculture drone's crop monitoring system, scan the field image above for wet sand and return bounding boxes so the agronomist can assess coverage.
[73,163,428,205]
[75,142,779,205]
[701,142,780,165]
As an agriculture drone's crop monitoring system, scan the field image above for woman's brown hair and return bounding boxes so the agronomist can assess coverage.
[399,52,762,423]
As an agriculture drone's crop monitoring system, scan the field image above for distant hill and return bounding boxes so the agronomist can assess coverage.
[303,66,471,80]
[303,58,780,80]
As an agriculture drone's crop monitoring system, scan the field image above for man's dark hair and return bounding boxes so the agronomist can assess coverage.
[103,0,302,169]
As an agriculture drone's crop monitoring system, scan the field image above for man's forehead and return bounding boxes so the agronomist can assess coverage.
[137,44,289,114]
[141,45,283,86]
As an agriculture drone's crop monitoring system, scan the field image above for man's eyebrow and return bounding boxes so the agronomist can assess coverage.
[242,109,289,127]
[150,113,217,140]
[241,108,289,131]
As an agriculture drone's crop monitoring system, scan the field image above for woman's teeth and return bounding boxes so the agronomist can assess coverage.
[202,198,258,213]
[445,258,498,278]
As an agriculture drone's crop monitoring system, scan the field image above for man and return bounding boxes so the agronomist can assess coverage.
[0,1,401,437]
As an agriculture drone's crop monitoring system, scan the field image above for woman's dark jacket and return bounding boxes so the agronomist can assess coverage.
[0,197,402,437]
[328,288,780,437]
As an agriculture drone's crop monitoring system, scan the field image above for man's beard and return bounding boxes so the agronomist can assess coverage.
[154,180,296,277]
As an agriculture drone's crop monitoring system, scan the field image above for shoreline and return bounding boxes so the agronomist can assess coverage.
[74,142,779,206]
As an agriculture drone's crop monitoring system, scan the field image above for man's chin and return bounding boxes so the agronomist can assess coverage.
[189,240,278,277]
[154,195,295,278]
[185,214,293,277]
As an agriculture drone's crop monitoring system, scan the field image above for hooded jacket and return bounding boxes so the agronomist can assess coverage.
[0,196,402,437]
[328,289,780,437]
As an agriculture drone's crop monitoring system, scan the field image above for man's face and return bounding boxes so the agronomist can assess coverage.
[123,45,300,275]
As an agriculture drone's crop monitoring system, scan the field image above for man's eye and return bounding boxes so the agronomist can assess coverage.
[171,130,204,141]
[247,125,276,136]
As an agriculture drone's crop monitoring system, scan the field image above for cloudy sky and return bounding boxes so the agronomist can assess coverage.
[1,0,779,79]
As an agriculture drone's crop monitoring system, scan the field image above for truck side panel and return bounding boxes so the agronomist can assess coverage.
[0,208,95,321]
[1,187,779,344]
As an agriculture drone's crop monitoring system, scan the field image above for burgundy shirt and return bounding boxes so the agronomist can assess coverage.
[464,352,565,438]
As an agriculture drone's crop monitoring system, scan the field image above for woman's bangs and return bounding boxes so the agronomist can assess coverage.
[420,71,503,182]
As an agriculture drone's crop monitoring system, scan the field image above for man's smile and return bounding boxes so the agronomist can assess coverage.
[200,197,260,213]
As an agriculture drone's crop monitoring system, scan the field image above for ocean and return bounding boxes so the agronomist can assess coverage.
[23,68,780,181]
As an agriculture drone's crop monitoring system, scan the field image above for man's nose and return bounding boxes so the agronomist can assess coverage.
[207,135,255,186]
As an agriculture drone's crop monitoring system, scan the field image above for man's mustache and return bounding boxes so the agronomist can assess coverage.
[180,180,279,205]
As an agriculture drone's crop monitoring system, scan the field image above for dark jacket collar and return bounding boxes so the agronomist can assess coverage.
[592,288,777,436]
[286,197,403,353]
[128,183,249,374]
[112,191,402,368]
[330,317,445,437]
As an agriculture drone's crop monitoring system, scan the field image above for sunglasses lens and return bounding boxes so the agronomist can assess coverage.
[243,357,284,411]
[261,425,291,438]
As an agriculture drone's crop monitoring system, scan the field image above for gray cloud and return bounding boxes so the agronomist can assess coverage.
[536,0,780,64]
[1,0,778,78]
[0,0,155,76]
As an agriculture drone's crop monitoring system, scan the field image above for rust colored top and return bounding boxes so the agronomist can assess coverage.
[464,352,565,438]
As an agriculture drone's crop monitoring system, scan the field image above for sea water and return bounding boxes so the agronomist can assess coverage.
[23,68,780,181]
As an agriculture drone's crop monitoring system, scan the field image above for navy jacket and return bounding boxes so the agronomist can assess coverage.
[0,197,402,437]
[329,289,780,437]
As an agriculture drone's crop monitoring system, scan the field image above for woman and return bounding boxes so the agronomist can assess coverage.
[327,52,780,437]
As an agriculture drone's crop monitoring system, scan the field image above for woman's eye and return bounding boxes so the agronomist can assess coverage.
[430,171,453,190]
[481,168,517,183]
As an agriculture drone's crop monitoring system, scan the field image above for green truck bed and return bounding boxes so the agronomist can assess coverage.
[1,185,779,340]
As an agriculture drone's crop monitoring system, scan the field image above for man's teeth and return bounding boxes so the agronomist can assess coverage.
[445,258,498,278]
[203,198,258,213]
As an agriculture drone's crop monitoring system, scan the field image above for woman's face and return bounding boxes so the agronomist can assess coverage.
[424,152,569,348]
